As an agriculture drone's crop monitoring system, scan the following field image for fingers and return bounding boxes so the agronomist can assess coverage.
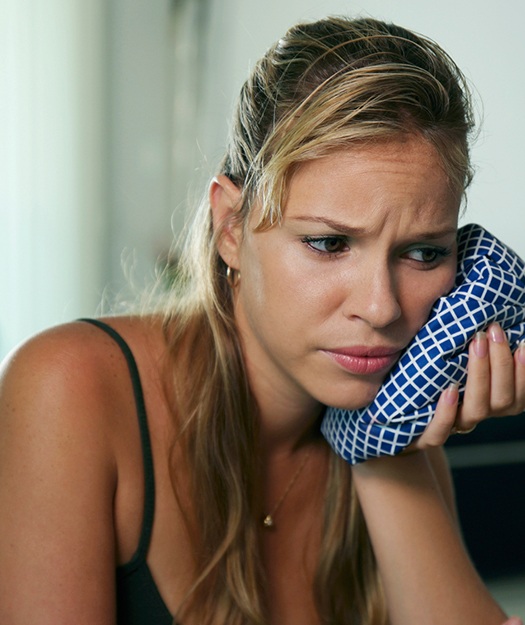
[456,323,525,431]
[403,323,525,455]
[513,339,525,407]
[428,383,460,443]
[406,383,459,451]
[486,324,516,412]
[459,331,490,428]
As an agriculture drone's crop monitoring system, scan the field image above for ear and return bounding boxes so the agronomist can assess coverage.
[210,174,243,269]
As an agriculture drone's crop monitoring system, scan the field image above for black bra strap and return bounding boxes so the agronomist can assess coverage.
[79,318,155,564]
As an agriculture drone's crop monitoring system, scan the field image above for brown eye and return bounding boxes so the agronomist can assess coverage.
[409,248,438,262]
[404,246,451,265]
[302,236,349,255]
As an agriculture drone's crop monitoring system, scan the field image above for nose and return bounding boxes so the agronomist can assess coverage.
[342,261,402,328]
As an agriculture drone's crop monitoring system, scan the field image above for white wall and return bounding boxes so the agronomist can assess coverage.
[0,0,107,357]
[105,0,174,296]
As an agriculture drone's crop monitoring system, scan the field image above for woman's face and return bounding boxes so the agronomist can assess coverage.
[232,137,460,412]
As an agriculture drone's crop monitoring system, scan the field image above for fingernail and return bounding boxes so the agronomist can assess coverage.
[473,331,488,357]
[488,323,505,344]
[518,339,525,365]
[444,382,459,405]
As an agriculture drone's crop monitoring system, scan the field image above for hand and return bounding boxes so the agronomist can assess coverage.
[409,323,525,450]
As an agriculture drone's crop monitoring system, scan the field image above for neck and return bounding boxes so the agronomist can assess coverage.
[234,317,325,454]
[256,391,324,458]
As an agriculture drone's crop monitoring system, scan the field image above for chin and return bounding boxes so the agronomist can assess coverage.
[320,381,382,411]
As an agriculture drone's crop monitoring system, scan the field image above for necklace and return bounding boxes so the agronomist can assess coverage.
[262,450,312,529]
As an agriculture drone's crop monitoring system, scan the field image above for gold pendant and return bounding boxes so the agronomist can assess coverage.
[262,514,274,528]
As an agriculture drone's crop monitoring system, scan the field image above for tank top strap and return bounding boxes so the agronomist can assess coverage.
[79,318,155,565]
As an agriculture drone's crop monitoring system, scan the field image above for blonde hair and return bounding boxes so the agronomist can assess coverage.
[162,15,474,625]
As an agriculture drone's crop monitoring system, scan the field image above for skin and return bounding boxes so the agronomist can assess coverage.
[215,137,460,447]
[0,136,524,625]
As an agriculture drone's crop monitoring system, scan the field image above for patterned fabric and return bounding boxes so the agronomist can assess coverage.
[321,224,525,465]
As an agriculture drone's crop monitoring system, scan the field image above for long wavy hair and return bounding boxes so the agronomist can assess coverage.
[161,16,475,625]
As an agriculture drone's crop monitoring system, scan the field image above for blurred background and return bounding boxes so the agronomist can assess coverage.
[1,0,525,614]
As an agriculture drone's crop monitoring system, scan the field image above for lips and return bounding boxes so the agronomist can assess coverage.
[322,346,403,375]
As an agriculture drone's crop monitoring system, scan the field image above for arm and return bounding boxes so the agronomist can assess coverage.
[426,445,458,526]
[353,326,525,625]
[0,328,118,624]
[353,451,505,625]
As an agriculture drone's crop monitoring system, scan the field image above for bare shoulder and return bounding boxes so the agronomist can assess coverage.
[0,316,165,624]
[0,315,165,420]
[0,314,171,483]
[1,320,124,435]
[0,318,135,514]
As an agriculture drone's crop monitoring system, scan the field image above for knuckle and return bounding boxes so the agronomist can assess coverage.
[494,358,515,381]
[466,406,490,423]
[497,402,522,417]
[464,394,488,415]
[515,392,525,412]
[491,392,516,414]
[470,412,486,427]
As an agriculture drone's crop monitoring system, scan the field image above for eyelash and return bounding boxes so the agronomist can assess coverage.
[301,236,349,256]
[403,246,453,265]
[301,236,452,266]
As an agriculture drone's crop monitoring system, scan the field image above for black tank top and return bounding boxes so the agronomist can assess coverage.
[81,319,174,625]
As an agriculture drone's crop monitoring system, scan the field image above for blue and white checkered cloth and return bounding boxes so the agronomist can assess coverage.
[321,224,525,465]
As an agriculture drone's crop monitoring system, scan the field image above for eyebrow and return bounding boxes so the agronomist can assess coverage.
[289,216,457,239]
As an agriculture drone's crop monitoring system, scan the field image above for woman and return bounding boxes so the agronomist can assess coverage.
[0,15,523,625]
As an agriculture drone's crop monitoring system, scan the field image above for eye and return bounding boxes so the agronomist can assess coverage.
[404,246,452,265]
[301,235,349,255]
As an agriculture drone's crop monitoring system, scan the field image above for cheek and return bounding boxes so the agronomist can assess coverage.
[243,235,318,303]
[403,267,456,331]
[238,243,305,329]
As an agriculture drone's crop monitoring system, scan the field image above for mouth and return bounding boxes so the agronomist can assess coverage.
[322,346,404,376]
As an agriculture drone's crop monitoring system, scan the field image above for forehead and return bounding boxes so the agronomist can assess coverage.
[281,137,460,229]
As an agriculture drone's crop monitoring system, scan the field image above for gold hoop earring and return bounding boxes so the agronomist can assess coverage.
[226,266,240,288]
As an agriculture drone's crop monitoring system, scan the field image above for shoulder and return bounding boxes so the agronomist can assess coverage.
[0,318,157,622]
[1,319,121,417]
[0,316,166,453]
[1,314,165,390]
[0,322,113,474]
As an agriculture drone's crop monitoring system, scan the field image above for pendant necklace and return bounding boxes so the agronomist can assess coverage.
[262,450,312,529]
